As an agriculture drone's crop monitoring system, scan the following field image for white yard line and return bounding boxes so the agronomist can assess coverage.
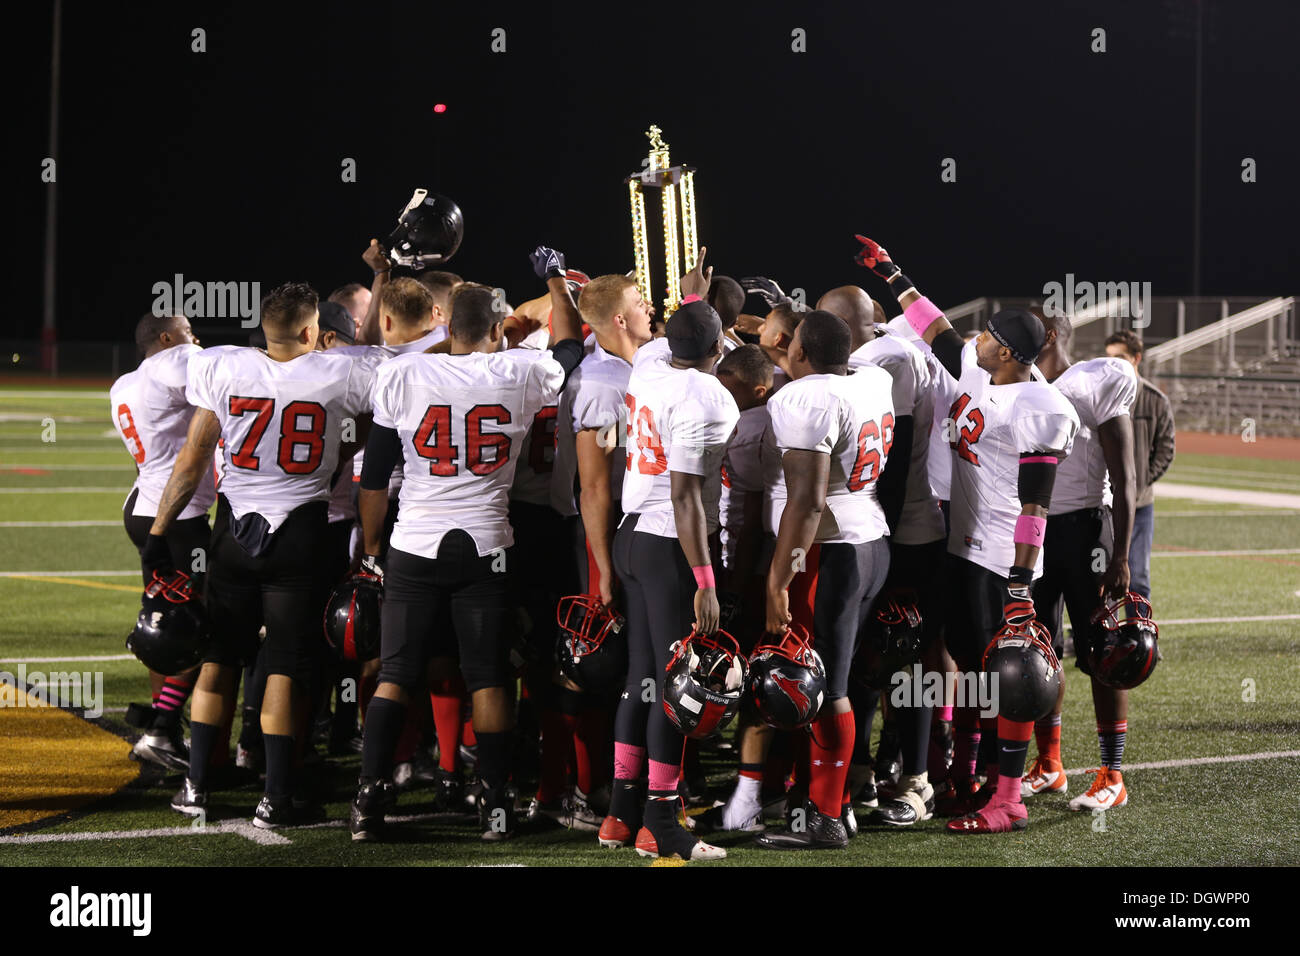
[0,391,110,399]
[0,654,136,663]
[0,570,137,577]
[1155,482,1300,510]
[0,465,134,471]
[1064,750,1300,777]
[1151,548,1300,557]
[1158,509,1300,517]
[0,487,130,494]
[1158,613,1300,625]
[0,520,120,527]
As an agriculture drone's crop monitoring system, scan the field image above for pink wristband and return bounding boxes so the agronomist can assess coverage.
[903,296,944,339]
[1013,514,1047,547]
[681,293,703,305]
[692,564,716,589]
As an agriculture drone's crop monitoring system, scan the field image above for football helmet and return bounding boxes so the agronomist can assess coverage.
[126,571,210,675]
[981,620,1062,722]
[746,624,826,729]
[386,188,464,269]
[555,594,627,692]
[1086,592,1160,689]
[323,574,383,662]
[853,596,924,690]
[663,630,748,739]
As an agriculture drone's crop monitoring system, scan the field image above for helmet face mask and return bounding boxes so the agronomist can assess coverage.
[126,570,210,675]
[555,594,627,692]
[662,630,747,739]
[1087,591,1160,690]
[747,624,827,730]
[981,620,1062,723]
[323,575,383,663]
[386,189,464,269]
[853,596,924,691]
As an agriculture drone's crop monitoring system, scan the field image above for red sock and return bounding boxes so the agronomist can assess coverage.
[536,709,577,803]
[807,709,855,817]
[461,717,476,748]
[429,679,464,772]
[1035,714,1062,763]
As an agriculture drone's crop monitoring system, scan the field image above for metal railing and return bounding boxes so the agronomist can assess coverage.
[1144,297,1296,375]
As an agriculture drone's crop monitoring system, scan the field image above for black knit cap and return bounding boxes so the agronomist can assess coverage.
[987,308,1046,365]
[667,298,723,361]
[317,301,356,345]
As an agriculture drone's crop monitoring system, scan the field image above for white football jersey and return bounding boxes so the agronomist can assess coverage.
[621,350,739,538]
[850,329,945,545]
[1049,357,1137,513]
[509,403,560,507]
[186,345,383,533]
[550,341,631,517]
[719,403,771,568]
[945,366,1080,578]
[110,344,216,520]
[371,349,566,558]
[763,367,896,545]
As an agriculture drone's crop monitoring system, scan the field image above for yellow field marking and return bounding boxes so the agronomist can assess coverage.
[0,682,137,830]
[5,574,139,594]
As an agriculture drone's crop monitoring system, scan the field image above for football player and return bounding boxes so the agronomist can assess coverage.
[1026,310,1138,812]
[822,284,946,826]
[349,249,585,842]
[753,309,895,850]
[149,282,384,826]
[855,234,1079,834]
[599,288,739,861]
[111,312,213,772]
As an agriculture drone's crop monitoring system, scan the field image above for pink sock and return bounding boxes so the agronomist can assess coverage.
[937,704,954,722]
[648,759,680,793]
[994,773,1022,806]
[953,729,980,782]
[614,742,645,780]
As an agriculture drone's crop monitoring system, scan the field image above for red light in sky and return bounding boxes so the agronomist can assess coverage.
[433,103,447,113]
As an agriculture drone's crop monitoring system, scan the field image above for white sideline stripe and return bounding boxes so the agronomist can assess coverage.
[1160,613,1300,625]
[0,391,110,399]
[0,654,135,663]
[0,520,119,527]
[1155,482,1300,510]
[0,570,137,577]
[0,487,130,494]
[1159,509,1300,517]
[0,820,291,846]
[1152,548,1300,557]
[1064,750,1300,777]
[1172,465,1300,481]
[0,464,134,471]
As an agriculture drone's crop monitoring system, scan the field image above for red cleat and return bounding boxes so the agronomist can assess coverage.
[946,800,1028,834]
[598,815,635,848]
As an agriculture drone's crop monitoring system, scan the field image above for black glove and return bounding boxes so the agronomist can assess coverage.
[530,245,566,281]
[142,534,175,581]
[359,554,384,585]
[740,276,792,310]
[1003,566,1036,628]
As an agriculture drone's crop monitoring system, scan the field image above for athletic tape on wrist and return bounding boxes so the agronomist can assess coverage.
[681,293,703,305]
[692,564,716,589]
[903,296,943,338]
[1013,514,1047,547]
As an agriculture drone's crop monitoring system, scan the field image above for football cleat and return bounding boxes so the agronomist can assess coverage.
[934,778,984,817]
[235,740,264,772]
[131,728,190,773]
[847,764,878,809]
[872,777,936,827]
[169,778,207,816]
[253,794,293,829]
[693,796,765,834]
[634,827,727,861]
[1022,755,1068,796]
[1068,768,1128,811]
[527,790,602,832]
[755,802,849,850]
[478,785,517,841]
[946,800,1029,834]
[598,815,637,848]
[350,780,395,842]
[433,767,465,812]
[842,804,858,839]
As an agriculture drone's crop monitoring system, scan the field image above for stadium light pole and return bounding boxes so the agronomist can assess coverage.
[1191,0,1203,301]
[43,0,62,376]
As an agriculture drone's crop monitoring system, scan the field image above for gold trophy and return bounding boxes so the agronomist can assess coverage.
[626,125,699,316]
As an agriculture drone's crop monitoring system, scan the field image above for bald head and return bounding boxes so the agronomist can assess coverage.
[816,286,880,351]
[1033,306,1073,349]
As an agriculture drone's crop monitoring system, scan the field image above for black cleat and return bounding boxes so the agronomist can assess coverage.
[479,785,517,842]
[756,802,849,850]
[253,794,294,829]
[170,778,207,816]
[842,804,858,838]
[872,785,936,826]
[433,767,465,812]
[350,780,395,842]
[133,727,190,773]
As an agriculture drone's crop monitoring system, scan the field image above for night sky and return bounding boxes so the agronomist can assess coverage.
[14,0,1300,345]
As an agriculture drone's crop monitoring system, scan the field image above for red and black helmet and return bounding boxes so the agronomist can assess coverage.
[127,570,210,675]
[746,624,827,730]
[853,595,924,690]
[1086,592,1160,690]
[323,574,383,663]
[663,629,747,739]
[555,594,627,692]
[982,620,1062,722]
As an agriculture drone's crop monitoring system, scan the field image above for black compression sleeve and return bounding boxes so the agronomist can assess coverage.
[931,328,965,381]
[552,338,584,389]
[1016,455,1060,508]
[877,415,913,535]
[360,424,402,490]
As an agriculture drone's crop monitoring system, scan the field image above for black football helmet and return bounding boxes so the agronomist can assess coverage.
[1086,592,1160,690]
[555,594,627,692]
[747,624,827,730]
[981,620,1062,722]
[663,630,748,739]
[853,596,924,690]
[323,574,383,662]
[386,189,464,269]
[126,571,210,675]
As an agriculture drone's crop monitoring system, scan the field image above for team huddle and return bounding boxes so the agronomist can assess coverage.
[112,207,1161,859]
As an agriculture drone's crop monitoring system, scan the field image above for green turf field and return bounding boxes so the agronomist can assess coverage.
[2,385,1298,866]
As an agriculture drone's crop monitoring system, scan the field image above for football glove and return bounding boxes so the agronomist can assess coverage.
[142,533,175,581]
[359,554,384,586]
[740,275,792,310]
[530,245,566,281]
[1003,583,1036,629]
[852,234,901,281]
